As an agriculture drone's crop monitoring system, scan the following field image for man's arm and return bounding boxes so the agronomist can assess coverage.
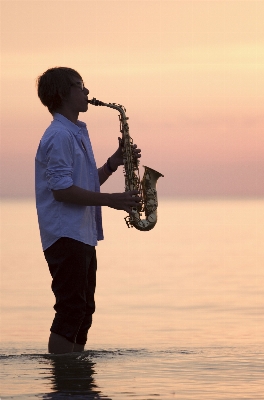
[97,156,119,185]
[52,185,141,214]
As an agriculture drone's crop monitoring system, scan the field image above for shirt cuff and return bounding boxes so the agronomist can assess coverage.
[47,175,73,191]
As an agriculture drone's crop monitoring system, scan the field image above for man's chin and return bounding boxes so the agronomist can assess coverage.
[80,105,88,113]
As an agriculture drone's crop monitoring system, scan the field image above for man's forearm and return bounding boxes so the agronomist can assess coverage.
[98,165,111,186]
[98,156,119,186]
[52,185,142,214]
[52,185,110,206]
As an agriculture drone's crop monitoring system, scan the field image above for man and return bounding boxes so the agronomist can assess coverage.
[35,67,141,354]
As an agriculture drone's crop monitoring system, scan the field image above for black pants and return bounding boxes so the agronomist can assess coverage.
[44,237,97,345]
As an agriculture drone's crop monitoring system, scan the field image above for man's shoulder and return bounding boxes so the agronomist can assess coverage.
[42,120,73,142]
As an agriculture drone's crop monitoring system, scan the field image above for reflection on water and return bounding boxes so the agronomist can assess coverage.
[1,351,111,399]
[42,353,110,399]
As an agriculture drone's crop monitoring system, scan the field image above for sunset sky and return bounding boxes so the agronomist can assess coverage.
[1,0,264,197]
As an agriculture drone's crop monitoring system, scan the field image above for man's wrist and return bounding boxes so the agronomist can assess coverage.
[107,157,118,173]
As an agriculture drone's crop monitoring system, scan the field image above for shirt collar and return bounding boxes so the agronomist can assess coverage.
[53,113,86,134]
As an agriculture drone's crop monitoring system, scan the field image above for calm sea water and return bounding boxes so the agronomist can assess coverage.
[1,198,264,399]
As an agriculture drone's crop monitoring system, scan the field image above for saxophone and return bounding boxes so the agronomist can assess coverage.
[88,97,164,231]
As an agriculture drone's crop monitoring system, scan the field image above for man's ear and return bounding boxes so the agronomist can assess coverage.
[58,87,71,102]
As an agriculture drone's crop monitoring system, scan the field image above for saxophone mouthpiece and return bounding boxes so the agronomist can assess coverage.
[88,97,104,106]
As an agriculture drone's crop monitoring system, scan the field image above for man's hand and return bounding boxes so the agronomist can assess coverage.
[108,190,142,214]
[108,137,142,171]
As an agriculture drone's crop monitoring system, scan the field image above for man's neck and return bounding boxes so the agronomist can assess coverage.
[55,107,79,125]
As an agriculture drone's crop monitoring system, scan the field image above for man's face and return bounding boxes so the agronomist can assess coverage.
[64,77,90,113]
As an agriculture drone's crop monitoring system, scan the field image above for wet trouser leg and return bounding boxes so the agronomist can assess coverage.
[44,237,97,345]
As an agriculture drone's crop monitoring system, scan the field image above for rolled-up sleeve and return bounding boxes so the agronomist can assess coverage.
[45,131,74,191]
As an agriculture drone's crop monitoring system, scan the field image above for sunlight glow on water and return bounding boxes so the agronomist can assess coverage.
[1,347,264,399]
[1,199,264,398]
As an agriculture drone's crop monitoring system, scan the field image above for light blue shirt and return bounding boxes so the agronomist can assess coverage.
[35,113,104,251]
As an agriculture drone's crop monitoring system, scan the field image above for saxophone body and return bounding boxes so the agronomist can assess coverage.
[88,97,164,231]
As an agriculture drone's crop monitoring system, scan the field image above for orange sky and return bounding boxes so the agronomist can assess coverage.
[1,0,264,197]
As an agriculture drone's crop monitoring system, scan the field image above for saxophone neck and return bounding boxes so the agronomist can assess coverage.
[88,97,105,106]
[88,97,126,115]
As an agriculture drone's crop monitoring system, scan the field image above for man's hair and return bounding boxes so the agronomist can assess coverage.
[36,67,82,114]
